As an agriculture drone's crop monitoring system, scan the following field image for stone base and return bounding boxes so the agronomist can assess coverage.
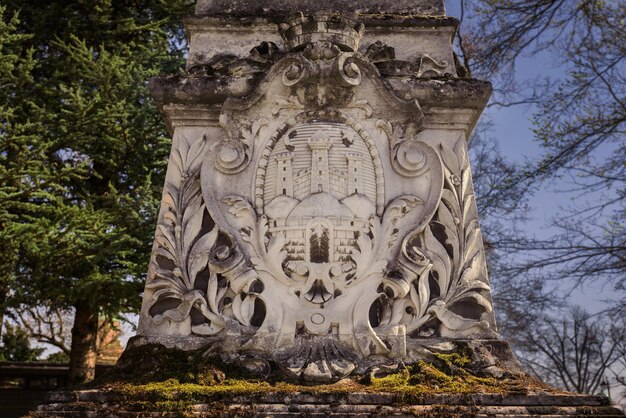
[117,336,527,384]
[30,341,625,417]
[33,390,624,417]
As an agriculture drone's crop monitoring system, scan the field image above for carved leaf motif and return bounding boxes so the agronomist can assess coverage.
[146,135,229,335]
[458,292,493,313]
[351,229,387,281]
[423,225,451,295]
[152,290,205,325]
[170,148,184,180]
[461,165,471,201]
[384,195,422,222]
[378,297,393,327]
[390,299,407,325]
[222,196,257,227]
[186,135,207,174]
[441,190,461,220]
[463,220,481,265]
[206,271,220,313]
[223,196,290,286]
[156,225,177,256]
[352,233,373,275]
[409,269,430,320]
[154,247,176,263]
[437,203,457,238]
[376,119,393,137]
[273,95,304,115]
[399,138,494,336]
[146,268,185,294]
[182,202,205,258]
[187,225,219,284]
[459,253,482,285]
[347,99,373,117]
[162,193,177,213]
[453,134,469,171]
[232,294,257,327]
[240,118,268,147]
[462,194,475,227]
[439,143,460,176]
[428,301,488,332]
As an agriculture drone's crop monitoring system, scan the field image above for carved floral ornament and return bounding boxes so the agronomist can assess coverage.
[143,21,495,381]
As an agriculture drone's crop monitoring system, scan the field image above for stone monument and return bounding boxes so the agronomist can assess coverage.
[34,0,625,416]
[137,0,502,382]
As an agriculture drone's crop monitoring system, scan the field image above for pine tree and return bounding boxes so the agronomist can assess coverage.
[0,1,193,383]
[0,325,44,362]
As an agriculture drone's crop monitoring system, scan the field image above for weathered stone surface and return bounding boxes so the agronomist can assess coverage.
[195,0,446,17]
[34,338,623,417]
[111,337,524,384]
[149,76,492,136]
[33,390,625,417]
[184,15,458,74]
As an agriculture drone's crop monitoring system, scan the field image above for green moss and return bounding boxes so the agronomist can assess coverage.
[369,367,411,390]
[368,360,504,395]
[432,345,472,374]
[96,343,248,387]
[85,342,550,413]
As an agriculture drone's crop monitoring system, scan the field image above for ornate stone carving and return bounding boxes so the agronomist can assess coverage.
[278,12,365,53]
[139,11,497,383]
[365,40,450,78]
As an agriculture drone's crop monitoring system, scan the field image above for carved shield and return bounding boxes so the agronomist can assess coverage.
[143,34,496,381]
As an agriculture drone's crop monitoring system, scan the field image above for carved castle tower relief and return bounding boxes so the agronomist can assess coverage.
[308,132,332,194]
[274,153,294,197]
[138,0,501,382]
[346,152,364,195]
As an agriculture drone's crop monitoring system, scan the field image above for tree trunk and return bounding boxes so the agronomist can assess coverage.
[0,290,6,341]
[68,301,98,385]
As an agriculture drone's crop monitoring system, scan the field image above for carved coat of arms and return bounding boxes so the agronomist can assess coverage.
[140,15,496,382]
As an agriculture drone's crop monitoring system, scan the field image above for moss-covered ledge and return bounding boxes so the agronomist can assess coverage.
[98,343,549,394]
[30,343,623,417]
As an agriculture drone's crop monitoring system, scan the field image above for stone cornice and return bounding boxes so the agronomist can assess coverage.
[184,16,458,37]
[150,75,491,136]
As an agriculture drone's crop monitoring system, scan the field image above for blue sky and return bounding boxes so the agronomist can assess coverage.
[444,1,613,311]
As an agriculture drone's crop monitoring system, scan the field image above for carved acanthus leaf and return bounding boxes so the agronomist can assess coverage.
[146,135,229,335]
[413,137,494,335]
[222,196,291,286]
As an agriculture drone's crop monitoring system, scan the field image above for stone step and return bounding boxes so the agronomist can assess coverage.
[33,406,626,418]
[33,390,625,417]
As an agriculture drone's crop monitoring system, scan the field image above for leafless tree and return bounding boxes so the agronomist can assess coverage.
[452,0,625,317]
[514,307,625,395]
[466,123,560,335]
[7,306,123,361]
[12,306,73,356]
